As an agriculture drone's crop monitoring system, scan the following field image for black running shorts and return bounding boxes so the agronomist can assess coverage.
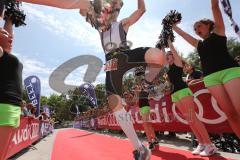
[105,47,150,96]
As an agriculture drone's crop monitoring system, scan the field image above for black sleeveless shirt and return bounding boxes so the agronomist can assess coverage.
[0,52,23,106]
[197,33,238,76]
[167,64,188,93]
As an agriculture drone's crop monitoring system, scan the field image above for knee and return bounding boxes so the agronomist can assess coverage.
[108,94,122,110]
[145,48,165,65]
[225,110,239,122]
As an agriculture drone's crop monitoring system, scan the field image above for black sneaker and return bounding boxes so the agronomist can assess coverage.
[133,145,151,160]
[133,150,140,160]
[153,140,159,150]
[148,142,154,150]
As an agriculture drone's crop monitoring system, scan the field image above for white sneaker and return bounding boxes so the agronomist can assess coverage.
[192,144,205,155]
[200,144,218,157]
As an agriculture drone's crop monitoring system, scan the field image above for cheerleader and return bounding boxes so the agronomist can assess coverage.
[173,0,240,139]
[165,40,217,156]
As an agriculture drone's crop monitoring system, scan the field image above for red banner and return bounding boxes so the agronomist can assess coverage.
[6,117,50,159]
[96,81,232,133]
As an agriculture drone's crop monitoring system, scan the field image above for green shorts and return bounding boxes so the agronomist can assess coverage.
[140,106,150,115]
[0,103,21,128]
[171,88,193,103]
[204,67,240,87]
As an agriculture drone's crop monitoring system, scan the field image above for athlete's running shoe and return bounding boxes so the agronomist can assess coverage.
[199,144,218,157]
[192,144,205,155]
[133,145,151,160]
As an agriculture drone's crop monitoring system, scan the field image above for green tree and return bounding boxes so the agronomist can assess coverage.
[40,96,48,106]
[22,88,29,102]
[95,84,107,106]
[123,72,134,93]
[227,38,240,58]
[185,49,201,70]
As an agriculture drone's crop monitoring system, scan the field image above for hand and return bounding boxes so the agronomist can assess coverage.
[0,28,13,53]
[172,22,180,30]
[167,37,172,44]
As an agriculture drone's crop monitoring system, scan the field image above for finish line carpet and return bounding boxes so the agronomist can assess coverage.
[51,129,234,160]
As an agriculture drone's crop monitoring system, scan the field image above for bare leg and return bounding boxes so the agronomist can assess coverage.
[142,122,152,142]
[224,78,240,117]
[175,101,205,145]
[141,112,156,142]
[208,84,240,138]
[144,48,165,82]
[180,96,212,145]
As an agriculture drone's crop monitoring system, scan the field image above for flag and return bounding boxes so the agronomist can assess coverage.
[79,83,98,107]
[24,76,41,116]
[220,0,240,37]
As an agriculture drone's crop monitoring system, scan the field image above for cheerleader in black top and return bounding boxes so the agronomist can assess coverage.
[0,19,23,160]
[165,40,217,156]
[173,0,240,139]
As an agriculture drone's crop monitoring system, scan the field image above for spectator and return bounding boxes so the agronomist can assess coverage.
[185,64,203,85]
[30,105,37,117]
[26,103,34,114]
[234,56,240,65]
[20,100,29,117]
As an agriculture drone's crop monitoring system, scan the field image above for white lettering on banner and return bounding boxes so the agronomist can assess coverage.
[31,123,39,139]
[118,89,227,126]
[96,89,227,127]
[194,89,227,124]
[160,101,170,123]
[25,83,37,106]
[31,99,38,106]
[12,123,40,145]
[172,89,227,125]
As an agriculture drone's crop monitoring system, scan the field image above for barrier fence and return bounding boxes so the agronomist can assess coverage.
[6,117,52,159]
[74,82,233,133]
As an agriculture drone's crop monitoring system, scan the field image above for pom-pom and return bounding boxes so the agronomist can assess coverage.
[4,0,26,27]
[134,66,145,77]
[156,10,181,49]
[86,0,123,32]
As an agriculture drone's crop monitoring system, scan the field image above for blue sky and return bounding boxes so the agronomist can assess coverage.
[1,0,240,96]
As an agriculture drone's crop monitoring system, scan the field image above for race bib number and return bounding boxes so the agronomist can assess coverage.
[104,58,118,71]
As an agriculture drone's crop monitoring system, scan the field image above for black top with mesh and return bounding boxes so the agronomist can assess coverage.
[197,33,238,76]
[167,64,188,93]
[0,52,23,106]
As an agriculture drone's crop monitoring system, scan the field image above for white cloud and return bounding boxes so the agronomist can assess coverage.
[23,4,102,50]
[15,53,57,96]
[127,17,195,56]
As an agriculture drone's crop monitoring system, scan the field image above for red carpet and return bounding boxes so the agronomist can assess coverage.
[51,129,235,160]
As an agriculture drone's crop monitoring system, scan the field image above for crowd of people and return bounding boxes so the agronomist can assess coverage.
[20,100,55,125]
[75,105,111,120]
